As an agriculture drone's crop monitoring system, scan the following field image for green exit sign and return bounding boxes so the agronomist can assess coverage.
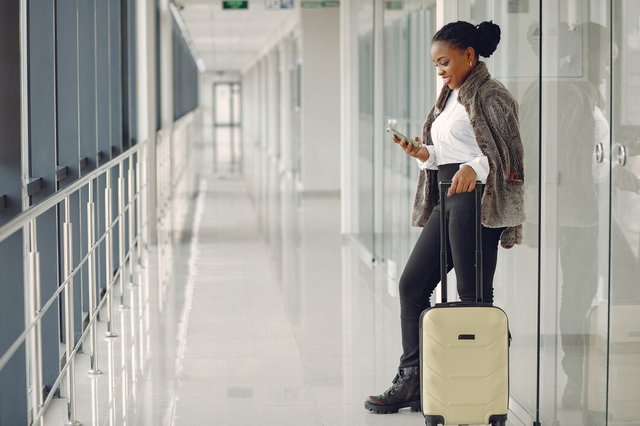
[223,1,249,9]
[385,0,404,10]
[301,0,338,7]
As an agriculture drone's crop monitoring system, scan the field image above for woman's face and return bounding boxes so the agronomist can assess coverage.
[431,41,475,89]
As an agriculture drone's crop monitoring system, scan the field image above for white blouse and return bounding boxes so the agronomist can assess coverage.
[417,89,489,183]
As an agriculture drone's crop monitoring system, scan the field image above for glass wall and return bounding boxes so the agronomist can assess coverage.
[289,38,303,185]
[356,0,375,253]
[350,0,640,424]
[172,16,199,121]
[242,30,302,235]
[461,1,541,422]
[29,0,123,395]
[538,2,611,424]
[381,1,437,277]
[0,2,27,424]
[609,1,640,423]
[349,0,441,270]
[0,0,196,422]
[240,1,638,422]
[4,0,140,423]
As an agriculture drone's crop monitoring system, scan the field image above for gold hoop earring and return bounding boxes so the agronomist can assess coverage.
[468,60,472,67]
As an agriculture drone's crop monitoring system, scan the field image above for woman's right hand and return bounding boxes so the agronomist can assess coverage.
[392,134,429,162]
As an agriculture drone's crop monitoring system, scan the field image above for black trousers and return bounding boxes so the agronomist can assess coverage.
[399,164,505,368]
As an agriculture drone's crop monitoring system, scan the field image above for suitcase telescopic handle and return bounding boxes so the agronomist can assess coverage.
[438,180,484,303]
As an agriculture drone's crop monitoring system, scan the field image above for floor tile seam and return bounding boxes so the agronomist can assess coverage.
[169,177,209,426]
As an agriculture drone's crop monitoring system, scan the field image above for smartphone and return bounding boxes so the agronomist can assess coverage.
[386,127,420,148]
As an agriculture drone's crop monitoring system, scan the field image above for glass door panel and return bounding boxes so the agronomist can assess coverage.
[461,1,542,421]
[214,83,242,171]
[357,0,375,253]
[539,2,611,424]
[381,1,436,279]
[292,38,302,184]
[609,1,640,423]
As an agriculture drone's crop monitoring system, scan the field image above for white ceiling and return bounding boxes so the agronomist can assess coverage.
[175,0,297,73]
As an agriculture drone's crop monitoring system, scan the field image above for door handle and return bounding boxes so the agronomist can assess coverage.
[595,142,604,163]
[616,144,628,166]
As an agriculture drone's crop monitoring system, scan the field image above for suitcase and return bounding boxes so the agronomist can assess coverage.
[419,180,510,426]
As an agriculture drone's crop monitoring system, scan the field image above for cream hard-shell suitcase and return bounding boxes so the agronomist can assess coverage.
[419,181,510,426]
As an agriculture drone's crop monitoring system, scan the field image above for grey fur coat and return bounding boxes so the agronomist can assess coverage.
[412,61,525,248]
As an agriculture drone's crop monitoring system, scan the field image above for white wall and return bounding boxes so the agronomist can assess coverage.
[300,7,341,193]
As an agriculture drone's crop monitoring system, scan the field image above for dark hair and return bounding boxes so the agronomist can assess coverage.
[432,21,501,58]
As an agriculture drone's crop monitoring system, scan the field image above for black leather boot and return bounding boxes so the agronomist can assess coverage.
[364,366,421,414]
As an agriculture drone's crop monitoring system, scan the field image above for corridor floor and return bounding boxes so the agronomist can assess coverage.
[135,172,421,425]
[44,167,524,425]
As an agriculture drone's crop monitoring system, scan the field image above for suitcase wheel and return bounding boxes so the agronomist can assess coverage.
[490,417,507,426]
[425,415,444,426]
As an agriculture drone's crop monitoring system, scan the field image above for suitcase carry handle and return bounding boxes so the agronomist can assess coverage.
[438,180,483,303]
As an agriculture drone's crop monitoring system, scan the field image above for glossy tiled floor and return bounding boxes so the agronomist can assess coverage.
[44,156,526,425]
[156,172,421,426]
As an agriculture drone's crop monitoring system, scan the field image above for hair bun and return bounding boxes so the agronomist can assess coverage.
[475,21,501,57]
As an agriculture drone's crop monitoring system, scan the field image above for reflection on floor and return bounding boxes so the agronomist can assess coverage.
[44,165,527,425]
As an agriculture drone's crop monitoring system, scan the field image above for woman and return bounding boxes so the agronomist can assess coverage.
[365,20,525,414]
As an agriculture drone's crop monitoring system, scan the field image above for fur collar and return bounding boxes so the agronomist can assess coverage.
[415,60,525,247]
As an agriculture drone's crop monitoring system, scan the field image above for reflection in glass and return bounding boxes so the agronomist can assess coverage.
[287,39,302,184]
[465,0,541,420]
[539,8,611,424]
[382,2,436,275]
[609,0,640,423]
[357,0,375,253]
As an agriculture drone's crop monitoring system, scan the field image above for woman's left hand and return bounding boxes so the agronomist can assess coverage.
[448,165,477,196]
